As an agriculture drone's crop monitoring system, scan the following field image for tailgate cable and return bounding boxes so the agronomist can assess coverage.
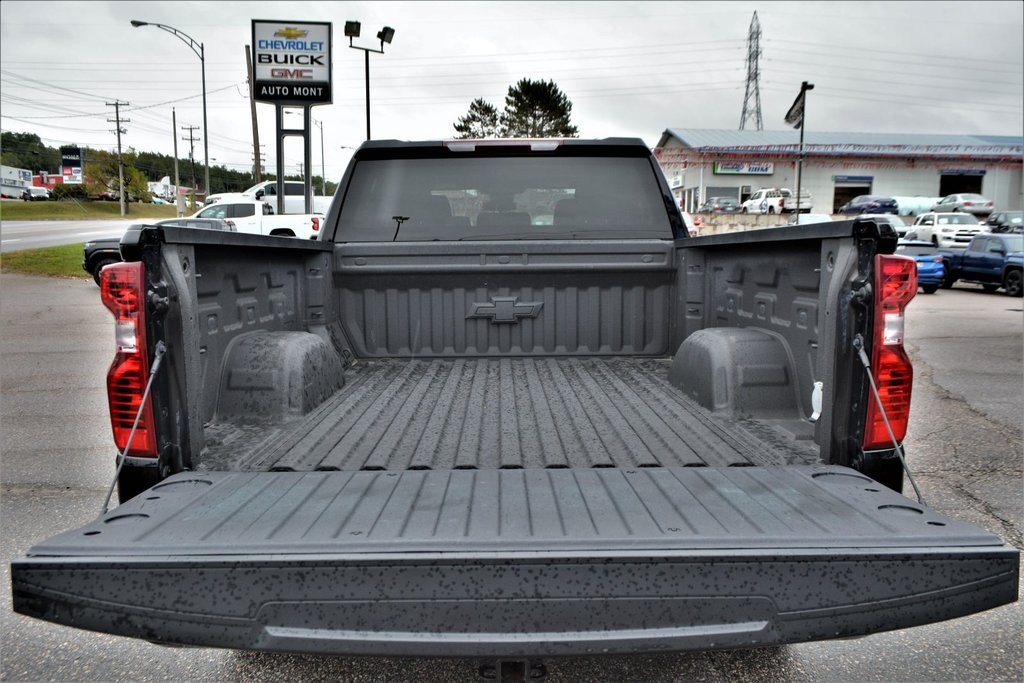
[853,334,926,506]
[101,341,168,514]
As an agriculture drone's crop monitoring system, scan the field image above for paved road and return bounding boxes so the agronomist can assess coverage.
[1,274,1020,682]
[0,219,136,253]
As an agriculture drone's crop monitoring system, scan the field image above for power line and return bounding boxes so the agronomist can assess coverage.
[766,45,1023,76]
[764,38,1023,66]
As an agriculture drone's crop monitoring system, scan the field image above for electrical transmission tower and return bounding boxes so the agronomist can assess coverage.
[739,11,763,131]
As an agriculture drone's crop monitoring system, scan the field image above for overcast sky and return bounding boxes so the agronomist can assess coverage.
[2,1,1021,182]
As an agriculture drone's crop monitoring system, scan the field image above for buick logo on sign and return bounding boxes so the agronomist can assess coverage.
[467,297,543,324]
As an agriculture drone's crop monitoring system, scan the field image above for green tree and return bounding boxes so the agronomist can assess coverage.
[84,149,151,203]
[453,98,500,139]
[0,131,60,172]
[499,79,578,138]
[451,80,578,139]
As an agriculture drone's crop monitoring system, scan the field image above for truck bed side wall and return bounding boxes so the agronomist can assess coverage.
[157,230,334,459]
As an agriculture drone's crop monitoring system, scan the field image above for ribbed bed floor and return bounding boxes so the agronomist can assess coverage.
[199,357,819,472]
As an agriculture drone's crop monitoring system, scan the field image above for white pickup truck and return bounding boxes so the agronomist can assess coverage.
[190,199,323,240]
[741,187,813,214]
[205,180,332,215]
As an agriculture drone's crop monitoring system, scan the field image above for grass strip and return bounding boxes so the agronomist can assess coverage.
[0,201,178,221]
[1,243,91,280]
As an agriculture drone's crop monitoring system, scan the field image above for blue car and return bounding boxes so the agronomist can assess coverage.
[896,240,945,294]
[838,195,899,215]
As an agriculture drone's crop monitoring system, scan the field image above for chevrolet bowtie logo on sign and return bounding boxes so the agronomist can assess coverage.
[275,27,308,39]
[467,297,544,324]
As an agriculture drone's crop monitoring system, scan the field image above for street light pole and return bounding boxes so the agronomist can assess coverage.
[345,21,395,142]
[130,20,209,198]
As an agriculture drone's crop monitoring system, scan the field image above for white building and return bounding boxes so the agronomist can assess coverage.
[655,129,1023,215]
[0,164,33,198]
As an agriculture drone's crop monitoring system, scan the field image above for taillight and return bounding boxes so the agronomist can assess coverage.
[863,254,916,450]
[964,201,974,206]
[312,217,320,231]
[932,256,943,263]
[100,262,157,457]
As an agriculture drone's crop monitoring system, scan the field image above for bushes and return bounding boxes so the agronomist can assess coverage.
[51,183,89,200]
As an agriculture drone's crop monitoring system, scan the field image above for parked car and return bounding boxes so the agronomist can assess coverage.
[930,193,993,216]
[837,195,898,215]
[940,233,1023,297]
[96,190,139,202]
[82,217,236,285]
[908,212,983,248]
[983,210,1023,233]
[895,240,945,294]
[785,213,832,225]
[740,188,786,214]
[21,187,50,201]
[697,196,740,214]
[858,213,908,237]
[891,196,943,217]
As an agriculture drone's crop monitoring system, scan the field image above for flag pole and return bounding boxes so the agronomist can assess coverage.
[794,81,814,217]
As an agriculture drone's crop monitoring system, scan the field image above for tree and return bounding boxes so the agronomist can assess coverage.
[451,79,578,139]
[453,98,500,139]
[84,149,151,203]
[499,79,578,138]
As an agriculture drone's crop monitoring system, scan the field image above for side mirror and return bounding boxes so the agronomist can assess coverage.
[254,189,264,200]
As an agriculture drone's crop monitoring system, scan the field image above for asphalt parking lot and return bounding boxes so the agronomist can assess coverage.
[0,272,1021,682]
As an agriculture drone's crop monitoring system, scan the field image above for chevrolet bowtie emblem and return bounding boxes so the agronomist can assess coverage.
[275,27,309,39]
[467,297,543,324]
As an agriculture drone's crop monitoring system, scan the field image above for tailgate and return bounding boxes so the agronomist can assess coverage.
[12,466,1018,657]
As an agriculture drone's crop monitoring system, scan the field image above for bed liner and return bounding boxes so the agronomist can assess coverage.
[199,357,819,473]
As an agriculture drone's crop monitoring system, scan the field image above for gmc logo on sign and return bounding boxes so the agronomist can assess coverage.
[270,68,313,79]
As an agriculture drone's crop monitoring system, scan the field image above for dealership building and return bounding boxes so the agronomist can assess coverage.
[655,129,1023,214]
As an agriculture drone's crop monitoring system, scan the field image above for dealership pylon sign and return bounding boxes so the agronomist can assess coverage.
[252,20,333,104]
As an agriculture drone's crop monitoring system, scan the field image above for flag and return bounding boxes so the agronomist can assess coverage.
[784,89,805,129]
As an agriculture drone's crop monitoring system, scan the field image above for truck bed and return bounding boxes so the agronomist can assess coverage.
[199,357,819,473]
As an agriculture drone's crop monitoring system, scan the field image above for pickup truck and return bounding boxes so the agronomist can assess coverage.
[940,232,1024,296]
[82,218,236,285]
[782,188,813,213]
[741,187,810,215]
[205,180,332,215]
[12,138,1018,662]
[190,198,323,240]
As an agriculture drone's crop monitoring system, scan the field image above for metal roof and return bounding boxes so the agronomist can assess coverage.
[659,129,1024,159]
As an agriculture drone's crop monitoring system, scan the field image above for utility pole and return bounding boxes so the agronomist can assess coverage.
[739,11,764,131]
[105,100,129,216]
[245,44,262,183]
[252,145,266,184]
[181,124,199,211]
[313,118,326,195]
[172,107,181,216]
